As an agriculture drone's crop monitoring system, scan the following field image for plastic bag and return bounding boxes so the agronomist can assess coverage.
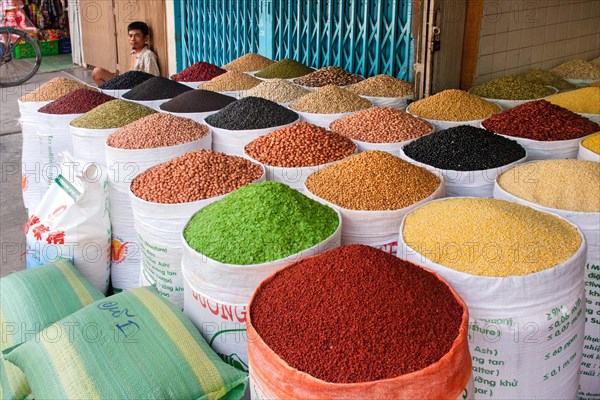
[24,155,111,294]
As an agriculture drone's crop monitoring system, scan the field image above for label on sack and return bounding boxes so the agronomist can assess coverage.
[580,261,600,398]
[468,294,585,399]
[184,284,249,372]
[138,233,184,303]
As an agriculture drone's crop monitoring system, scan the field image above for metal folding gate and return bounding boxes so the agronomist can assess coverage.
[177,0,413,81]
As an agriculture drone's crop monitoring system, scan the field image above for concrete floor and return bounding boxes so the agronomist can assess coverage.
[0,67,95,277]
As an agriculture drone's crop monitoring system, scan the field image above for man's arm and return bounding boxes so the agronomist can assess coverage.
[145,50,160,76]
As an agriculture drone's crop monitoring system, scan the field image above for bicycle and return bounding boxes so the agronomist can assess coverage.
[0,26,41,87]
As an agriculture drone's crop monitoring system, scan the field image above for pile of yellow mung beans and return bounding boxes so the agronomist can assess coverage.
[497,160,600,212]
[402,198,582,277]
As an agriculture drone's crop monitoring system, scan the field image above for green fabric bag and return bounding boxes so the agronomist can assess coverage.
[4,286,248,399]
[1,259,104,400]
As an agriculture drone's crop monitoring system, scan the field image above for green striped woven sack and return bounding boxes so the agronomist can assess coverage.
[4,286,248,399]
[1,259,104,400]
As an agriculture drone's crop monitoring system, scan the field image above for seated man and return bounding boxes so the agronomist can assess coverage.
[92,21,159,85]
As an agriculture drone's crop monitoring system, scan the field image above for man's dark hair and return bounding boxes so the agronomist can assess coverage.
[127,21,149,36]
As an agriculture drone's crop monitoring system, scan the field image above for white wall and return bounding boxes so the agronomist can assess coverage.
[474,0,600,84]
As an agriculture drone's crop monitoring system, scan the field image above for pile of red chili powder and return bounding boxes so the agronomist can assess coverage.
[249,244,464,383]
[482,100,599,141]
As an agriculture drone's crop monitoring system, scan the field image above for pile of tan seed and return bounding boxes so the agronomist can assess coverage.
[240,79,310,103]
[407,89,501,121]
[330,107,433,143]
[292,66,364,87]
[305,150,440,210]
[402,198,582,277]
[551,60,600,80]
[289,85,372,114]
[222,53,275,72]
[519,69,575,91]
[20,78,96,102]
[131,149,263,204]
[107,114,210,149]
[245,122,356,167]
[497,160,600,212]
[346,74,414,97]
[199,71,261,91]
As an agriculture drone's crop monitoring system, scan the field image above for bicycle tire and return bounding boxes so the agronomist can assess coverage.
[0,27,42,88]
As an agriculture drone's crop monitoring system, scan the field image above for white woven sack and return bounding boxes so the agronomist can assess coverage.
[208,118,299,156]
[398,200,587,400]
[243,149,355,191]
[105,136,212,295]
[360,94,412,109]
[25,157,111,294]
[350,129,434,157]
[578,112,600,125]
[70,125,117,168]
[175,81,205,89]
[303,177,444,256]
[183,273,250,372]
[578,142,600,162]
[181,209,341,305]
[291,110,353,128]
[99,89,130,99]
[493,183,600,397]
[405,105,488,131]
[476,87,556,110]
[36,112,79,190]
[181,212,341,369]
[123,99,168,111]
[129,168,265,308]
[107,186,139,292]
[398,146,526,197]
[105,135,212,192]
[160,109,218,123]
[19,100,50,215]
[566,79,599,87]
[489,127,583,160]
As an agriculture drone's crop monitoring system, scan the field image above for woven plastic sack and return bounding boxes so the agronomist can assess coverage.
[293,110,353,128]
[303,175,444,256]
[490,130,583,160]
[123,99,169,111]
[493,183,600,398]
[398,199,587,399]
[161,109,218,124]
[181,211,341,370]
[398,146,527,197]
[99,89,130,99]
[207,118,299,156]
[129,169,264,308]
[405,105,486,131]
[360,94,411,109]
[106,137,212,294]
[25,158,111,294]
[578,141,600,162]
[70,125,118,168]
[246,261,473,400]
[0,260,104,400]
[35,111,80,191]
[18,100,50,215]
[349,131,433,156]
[243,150,353,192]
[4,286,248,400]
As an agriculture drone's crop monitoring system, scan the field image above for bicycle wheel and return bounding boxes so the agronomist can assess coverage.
[0,27,41,88]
